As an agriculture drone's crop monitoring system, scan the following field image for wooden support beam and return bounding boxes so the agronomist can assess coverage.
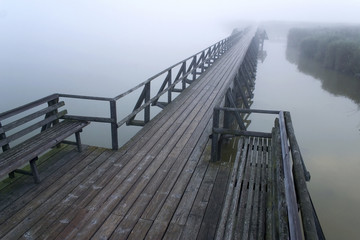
[110,100,118,150]
[225,90,246,130]
[234,74,250,109]
[211,108,220,162]
[278,112,302,240]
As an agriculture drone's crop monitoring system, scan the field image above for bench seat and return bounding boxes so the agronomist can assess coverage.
[0,119,89,180]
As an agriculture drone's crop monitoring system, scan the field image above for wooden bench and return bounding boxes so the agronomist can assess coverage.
[215,136,271,239]
[0,94,89,183]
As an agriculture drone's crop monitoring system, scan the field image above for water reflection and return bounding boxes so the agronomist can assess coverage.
[286,46,360,107]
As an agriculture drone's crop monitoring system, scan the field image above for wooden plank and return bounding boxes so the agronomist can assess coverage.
[0,120,87,165]
[2,101,65,132]
[63,30,252,240]
[257,137,269,239]
[127,218,152,240]
[143,36,256,237]
[233,137,253,239]
[197,162,231,240]
[91,213,123,240]
[0,28,258,240]
[44,152,131,240]
[177,163,219,240]
[0,145,75,209]
[250,137,264,239]
[216,138,248,240]
[274,119,290,239]
[266,132,275,240]
[0,120,89,178]
[0,94,59,121]
[241,137,259,240]
[144,44,250,234]
[0,110,67,147]
[23,150,116,239]
[279,112,302,240]
[0,146,102,239]
[109,86,221,238]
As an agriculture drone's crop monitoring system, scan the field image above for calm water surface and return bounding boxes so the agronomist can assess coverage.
[252,25,360,240]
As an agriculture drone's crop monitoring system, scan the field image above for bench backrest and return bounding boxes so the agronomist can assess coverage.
[0,94,67,153]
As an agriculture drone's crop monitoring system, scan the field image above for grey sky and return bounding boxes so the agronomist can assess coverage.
[119,0,360,24]
[1,0,359,99]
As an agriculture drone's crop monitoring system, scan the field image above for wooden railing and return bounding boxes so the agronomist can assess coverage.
[1,30,244,151]
[210,108,325,239]
[114,30,244,127]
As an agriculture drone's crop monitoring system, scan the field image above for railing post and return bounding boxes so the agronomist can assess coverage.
[167,69,172,104]
[193,55,197,81]
[211,108,220,162]
[224,90,231,129]
[145,82,150,123]
[110,100,118,150]
[181,62,186,90]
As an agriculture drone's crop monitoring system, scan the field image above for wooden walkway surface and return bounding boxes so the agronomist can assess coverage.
[0,29,257,240]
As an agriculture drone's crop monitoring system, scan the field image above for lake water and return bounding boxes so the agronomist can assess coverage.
[252,23,360,240]
[1,4,359,238]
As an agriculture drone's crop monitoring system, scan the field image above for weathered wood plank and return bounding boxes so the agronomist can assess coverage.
[250,137,264,239]
[23,150,117,239]
[0,94,59,121]
[257,138,269,239]
[2,101,65,132]
[0,146,102,239]
[197,161,231,240]
[0,120,89,178]
[0,28,259,240]
[0,145,74,209]
[241,137,259,240]
[68,30,253,240]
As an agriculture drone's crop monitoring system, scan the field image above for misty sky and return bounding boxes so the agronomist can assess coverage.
[1,0,360,100]
[1,0,360,28]
[117,0,360,24]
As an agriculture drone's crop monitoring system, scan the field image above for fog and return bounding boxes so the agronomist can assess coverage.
[1,1,360,239]
[1,1,359,107]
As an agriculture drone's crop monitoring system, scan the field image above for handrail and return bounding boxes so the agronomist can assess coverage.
[0,29,245,152]
[210,107,325,239]
[58,93,113,102]
[113,32,242,101]
[121,31,243,126]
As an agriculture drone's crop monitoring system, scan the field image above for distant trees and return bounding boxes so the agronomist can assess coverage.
[287,27,360,76]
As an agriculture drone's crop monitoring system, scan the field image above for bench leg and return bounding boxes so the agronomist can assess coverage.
[30,157,40,184]
[9,171,15,179]
[75,131,82,152]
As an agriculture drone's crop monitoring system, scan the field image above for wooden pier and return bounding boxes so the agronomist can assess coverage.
[0,28,324,239]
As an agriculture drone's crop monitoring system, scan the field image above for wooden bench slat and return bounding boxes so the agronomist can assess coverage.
[0,120,89,177]
[0,121,81,163]
[0,94,59,121]
[0,121,76,161]
[0,120,87,163]
[0,110,67,148]
[2,101,65,132]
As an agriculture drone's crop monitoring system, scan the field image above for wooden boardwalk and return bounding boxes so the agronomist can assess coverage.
[0,30,258,239]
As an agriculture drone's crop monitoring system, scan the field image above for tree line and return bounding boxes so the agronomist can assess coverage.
[287,26,360,76]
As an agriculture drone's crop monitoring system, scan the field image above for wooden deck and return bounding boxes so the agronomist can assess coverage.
[0,30,259,239]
